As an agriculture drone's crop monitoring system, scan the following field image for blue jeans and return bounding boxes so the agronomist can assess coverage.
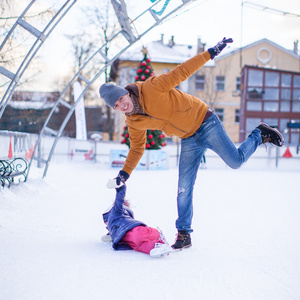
[176,113,262,233]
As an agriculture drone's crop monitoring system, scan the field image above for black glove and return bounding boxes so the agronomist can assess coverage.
[208,37,233,60]
[115,170,130,186]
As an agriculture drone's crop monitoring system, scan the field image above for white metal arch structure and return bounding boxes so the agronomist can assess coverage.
[0,0,78,119]
[1,0,195,179]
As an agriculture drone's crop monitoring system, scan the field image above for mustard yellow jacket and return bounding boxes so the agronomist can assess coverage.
[123,50,211,175]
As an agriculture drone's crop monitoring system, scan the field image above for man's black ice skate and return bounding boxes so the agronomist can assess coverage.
[171,231,192,250]
[257,122,284,147]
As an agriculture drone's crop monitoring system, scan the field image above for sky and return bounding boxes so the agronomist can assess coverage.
[143,0,300,49]
[60,0,300,50]
[2,0,300,92]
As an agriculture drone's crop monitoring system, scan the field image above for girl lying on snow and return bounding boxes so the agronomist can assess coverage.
[102,184,174,258]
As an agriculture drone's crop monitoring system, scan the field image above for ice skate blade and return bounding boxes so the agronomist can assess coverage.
[150,247,179,258]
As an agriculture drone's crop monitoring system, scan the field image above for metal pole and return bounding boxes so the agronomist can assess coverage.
[275,147,279,168]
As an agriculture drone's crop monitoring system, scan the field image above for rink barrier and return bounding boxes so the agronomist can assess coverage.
[0,131,300,176]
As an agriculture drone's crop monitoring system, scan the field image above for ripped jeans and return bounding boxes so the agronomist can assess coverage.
[176,112,262,233]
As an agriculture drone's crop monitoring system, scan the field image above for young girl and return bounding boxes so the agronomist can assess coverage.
[102,184,173,258]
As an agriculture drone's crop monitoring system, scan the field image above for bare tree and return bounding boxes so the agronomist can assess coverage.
[82,1,120,141]
[0,1,55,92]
[202,58,233,109]
[64,0,119,140]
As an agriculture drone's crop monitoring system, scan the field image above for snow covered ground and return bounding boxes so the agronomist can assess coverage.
[1,156,300,300]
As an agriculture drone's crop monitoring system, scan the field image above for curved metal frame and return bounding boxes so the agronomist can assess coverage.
[0,0,195,179]
[0,0,78,119]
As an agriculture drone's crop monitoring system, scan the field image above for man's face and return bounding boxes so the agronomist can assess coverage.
[113,93,133,113]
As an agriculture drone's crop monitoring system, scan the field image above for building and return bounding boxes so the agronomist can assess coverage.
[240,66,300,144]
[0,91,108,139]
[115,35,300,143]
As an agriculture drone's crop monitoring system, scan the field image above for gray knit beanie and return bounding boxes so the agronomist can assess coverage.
[99,83,128,108]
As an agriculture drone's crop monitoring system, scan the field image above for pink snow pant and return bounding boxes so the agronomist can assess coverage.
[121,226,164,254]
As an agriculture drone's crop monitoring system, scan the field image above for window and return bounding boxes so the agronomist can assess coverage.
[265,71,279,87]
[119,67,137,86]
[281,88,291,100]
[236,77,241,91]
[292,89,300,112]
[247,101,262,111]
[263,88,279,101]
[293,88,300,100]
[215,108,224,122]
[129,68,137,83]
[292,101,300,112]
[119,68,128,87]
[242,66,300,144]
[248,69,263,86]
[293,75,300,87]
[215,76,225,91]
[264,102,279,112]
[246,118,261,137]
[247,88,263,99]
[195,75,205,90]
[292,75,300,112]
[281,74,291,87]
[235,109,240,123]
[281,87,291,112]
[263,118,278,128]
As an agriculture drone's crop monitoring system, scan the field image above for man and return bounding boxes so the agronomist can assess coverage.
[99,37,284,250]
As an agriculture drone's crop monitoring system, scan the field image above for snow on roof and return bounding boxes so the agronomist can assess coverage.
[120,40,216,66]
[121,38,297,65]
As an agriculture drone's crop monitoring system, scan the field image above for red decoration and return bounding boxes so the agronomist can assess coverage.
[145,69,150,74]
[142,61,147,66]
[8,135,13,159]
[282,146,293,158]
[148,134,153,139]
[141,75,145,80]
[150,141,155,145]
[146,144,150,148]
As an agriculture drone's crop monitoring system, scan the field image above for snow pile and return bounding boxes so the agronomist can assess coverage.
[1,160,300,300]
